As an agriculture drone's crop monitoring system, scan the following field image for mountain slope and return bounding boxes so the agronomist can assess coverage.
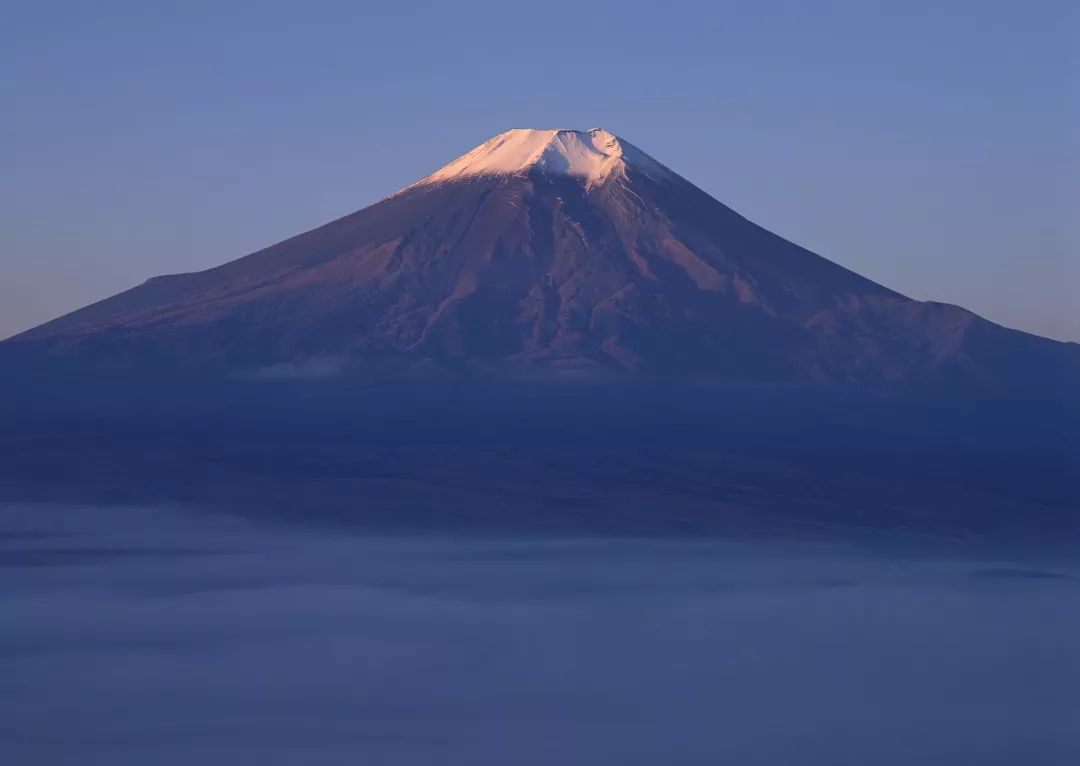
[6,128,1077,388]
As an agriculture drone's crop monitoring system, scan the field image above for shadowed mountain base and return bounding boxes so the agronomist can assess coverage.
[2,372,1075,545]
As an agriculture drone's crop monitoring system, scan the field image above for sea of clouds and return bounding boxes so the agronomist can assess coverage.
[2,503,1078,765]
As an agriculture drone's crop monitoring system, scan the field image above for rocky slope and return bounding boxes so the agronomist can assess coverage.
[7,128,1076,390]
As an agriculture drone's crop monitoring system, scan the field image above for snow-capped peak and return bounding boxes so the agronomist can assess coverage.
[415,128,673,188]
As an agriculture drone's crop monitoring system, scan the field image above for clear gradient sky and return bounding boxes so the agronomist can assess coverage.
[2,0,1077,341]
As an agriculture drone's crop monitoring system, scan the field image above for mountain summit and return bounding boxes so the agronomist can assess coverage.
[6,127,1076,388]
[411,128,674,188]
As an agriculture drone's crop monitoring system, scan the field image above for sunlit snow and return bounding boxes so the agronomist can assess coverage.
[414,128,673,188]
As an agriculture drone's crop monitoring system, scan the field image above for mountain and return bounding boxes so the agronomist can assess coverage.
[2,128,1077,540]
[5,127,1077,390]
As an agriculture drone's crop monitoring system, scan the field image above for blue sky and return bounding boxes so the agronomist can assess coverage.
[2,0,1077,340]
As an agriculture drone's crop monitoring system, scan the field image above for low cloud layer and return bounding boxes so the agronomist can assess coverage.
[2,504,1079,765]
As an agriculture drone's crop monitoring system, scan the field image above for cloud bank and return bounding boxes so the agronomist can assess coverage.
[2,504,1078,765]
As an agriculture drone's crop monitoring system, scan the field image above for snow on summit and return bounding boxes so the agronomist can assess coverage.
[418,128,673,188]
